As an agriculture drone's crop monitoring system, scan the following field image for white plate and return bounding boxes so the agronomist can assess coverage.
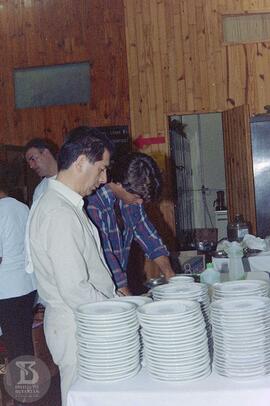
[77,322,139,334]
[78,334,140,345]
[145,350,210,369]
[77,336,140,347]
[144,349,211,362]
[79,349,140,359]
[139,312,204,326]
[137,299,200,317]
[211,297,270,312]
[76,331,138,343]
[78,341,140,354]
[76,312,137,323]
[76,301,136,317]
[79,355,140,369]
[147,366,211,381]
[216,367,270,377]
[109,296,152,307]
[213,280,269,289]
[169,275,195,283]
[144,338,209,353]
[79,350,140,362]
[78,344,140,355]
[79,365,141,381]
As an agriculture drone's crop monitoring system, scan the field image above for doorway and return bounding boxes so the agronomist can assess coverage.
[169,113,227,249]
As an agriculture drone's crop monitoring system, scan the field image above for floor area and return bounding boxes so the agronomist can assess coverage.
[0,308,62,406]
[0,372,61,406]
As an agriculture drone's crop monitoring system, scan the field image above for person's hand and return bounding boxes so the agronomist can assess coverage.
[117,287,131,296]
[153,255,175,281]
[162,268,175,280]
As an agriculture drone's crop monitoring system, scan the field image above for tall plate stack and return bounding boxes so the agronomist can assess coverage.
[211,297,270,379]
[151,283,212,352]
[108,295,153,362]
[75,301,141,381]
[137,300,211,381]
[212,280,269,301]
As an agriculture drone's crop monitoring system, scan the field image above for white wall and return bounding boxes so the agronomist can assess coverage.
[181,113,226,229]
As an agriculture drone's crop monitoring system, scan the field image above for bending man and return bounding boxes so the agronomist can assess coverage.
[86,152,175,295]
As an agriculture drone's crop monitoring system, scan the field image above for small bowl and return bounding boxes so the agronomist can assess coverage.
[144,276,167,290]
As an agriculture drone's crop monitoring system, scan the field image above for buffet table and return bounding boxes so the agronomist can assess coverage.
[67,368,270,406]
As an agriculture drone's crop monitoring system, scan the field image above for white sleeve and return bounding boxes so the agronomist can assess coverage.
[32,178,50,203]
[0,215,3,260]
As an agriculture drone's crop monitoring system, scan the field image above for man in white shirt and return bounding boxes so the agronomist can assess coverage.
[24,138,58,202]
[29,130,116,406]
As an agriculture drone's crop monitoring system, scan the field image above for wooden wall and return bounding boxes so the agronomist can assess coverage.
[3,0,270,273]
[123,0,270,251]
[0,0,129,147]
[124,0,270,137]
[222,104,257,232]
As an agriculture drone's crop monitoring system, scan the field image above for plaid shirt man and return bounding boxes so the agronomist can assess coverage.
[85,185,169,288]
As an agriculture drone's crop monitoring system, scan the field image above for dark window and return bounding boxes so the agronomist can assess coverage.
[14,62,90,109]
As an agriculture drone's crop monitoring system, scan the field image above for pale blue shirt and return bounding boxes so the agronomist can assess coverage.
[0,197,36,299]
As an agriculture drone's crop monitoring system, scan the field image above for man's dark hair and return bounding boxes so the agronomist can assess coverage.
[0,160,19,194]
[24,138,59,159]
[58,127,112,170]
[65,126,114,155]
[111,152,162,202]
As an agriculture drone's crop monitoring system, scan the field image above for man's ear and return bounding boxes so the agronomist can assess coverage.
[43,148,54,159]
[74,154,87,172]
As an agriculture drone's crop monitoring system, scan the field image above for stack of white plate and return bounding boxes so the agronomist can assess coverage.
[211,297,270,379]
[75,301,141,381]
[212,280,269,301]
[109,295,152,306]
[108,296,152,363]
[169,275,195,284]
[151,283,212,350]
[137,300,211,381]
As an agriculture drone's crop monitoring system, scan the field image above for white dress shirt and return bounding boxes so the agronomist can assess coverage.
[32,175,56,202]
[0,197,36,299]
[25,174,56,274]
[29,179,115,310]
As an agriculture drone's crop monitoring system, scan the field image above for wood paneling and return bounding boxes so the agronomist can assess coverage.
[0,0,129,147]
[124,0,270,244]
[124,0,270,135]
[222,105,256,232]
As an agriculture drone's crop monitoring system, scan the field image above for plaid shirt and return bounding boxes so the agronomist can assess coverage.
[85,185,169,288]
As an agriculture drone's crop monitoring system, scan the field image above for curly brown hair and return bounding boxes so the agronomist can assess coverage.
[110,152,162,202]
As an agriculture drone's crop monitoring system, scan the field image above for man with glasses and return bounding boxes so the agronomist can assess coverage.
[24,138,58,202]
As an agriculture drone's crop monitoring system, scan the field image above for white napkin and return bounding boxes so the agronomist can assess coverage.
[243,234,267,251]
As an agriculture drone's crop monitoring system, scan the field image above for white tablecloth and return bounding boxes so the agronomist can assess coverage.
[67,368,270,406]
[248,252,270,273]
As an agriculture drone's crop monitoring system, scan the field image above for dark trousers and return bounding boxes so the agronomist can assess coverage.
[0,290,36,361]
